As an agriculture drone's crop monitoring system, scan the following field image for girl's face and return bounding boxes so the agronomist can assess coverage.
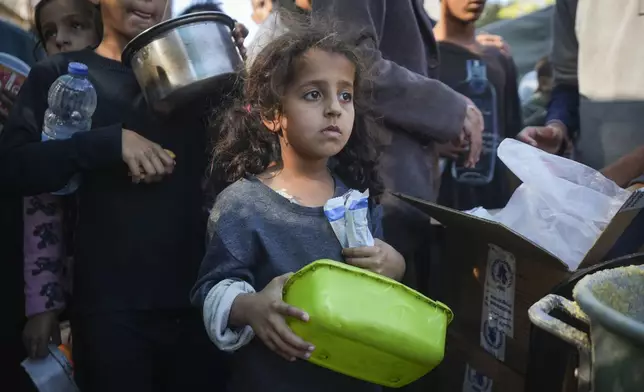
[39,0,100,55]
[272,49,356,161]
[98,0,167,40]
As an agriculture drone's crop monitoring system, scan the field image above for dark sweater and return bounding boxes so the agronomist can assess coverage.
[191,176,383,392]
[436,42,522,210]
[0,49,213,312]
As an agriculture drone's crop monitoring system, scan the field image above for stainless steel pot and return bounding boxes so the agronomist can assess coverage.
[122,12,242,113]
[529,263,644,392]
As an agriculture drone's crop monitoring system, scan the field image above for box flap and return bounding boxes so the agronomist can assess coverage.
[393,193,566,270]
[579,190,644,268]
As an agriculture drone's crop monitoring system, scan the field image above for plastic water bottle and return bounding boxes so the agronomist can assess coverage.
[42,62,97,195]
[451,60,498,185]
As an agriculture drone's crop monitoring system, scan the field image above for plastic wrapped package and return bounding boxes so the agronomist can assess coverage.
[468,139,631,271]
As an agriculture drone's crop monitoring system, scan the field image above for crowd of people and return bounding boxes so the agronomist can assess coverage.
[1,0,643,391]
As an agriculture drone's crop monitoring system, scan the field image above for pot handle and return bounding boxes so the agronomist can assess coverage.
[528,294,591,351]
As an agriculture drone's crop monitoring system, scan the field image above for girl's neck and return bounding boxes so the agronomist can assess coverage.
[433,15,477,47]
[95,27,131,62]
[280,152,330,181]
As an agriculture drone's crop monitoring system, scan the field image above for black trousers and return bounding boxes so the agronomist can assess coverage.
[72,309,229,392]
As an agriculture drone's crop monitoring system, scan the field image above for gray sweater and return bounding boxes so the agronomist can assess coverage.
[191,176,383,392]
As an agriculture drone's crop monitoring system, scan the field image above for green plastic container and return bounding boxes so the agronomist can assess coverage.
[283,259,453,388]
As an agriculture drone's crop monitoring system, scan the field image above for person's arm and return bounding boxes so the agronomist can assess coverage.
[312,0,466,143]
[192,232,257,352]
[191,193,259,351]
[600,145,644,188]
[0,62,122,196]
[517,0,578,152]
[545,0,580,136]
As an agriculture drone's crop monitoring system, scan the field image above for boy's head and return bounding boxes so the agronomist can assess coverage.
[441,0,486,24]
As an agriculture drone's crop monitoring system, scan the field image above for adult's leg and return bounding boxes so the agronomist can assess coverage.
[157,309,230,392]
[72,311,156,392]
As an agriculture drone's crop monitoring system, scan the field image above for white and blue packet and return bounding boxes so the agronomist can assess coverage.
[323,189,375,248]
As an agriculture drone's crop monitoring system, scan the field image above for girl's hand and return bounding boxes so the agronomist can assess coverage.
[122,129,175,184]
[230,273,315,362]
[23,311,61,359]
[343,239,406,281]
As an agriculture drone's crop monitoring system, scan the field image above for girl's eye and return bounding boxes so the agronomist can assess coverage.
[71,21,85,30]
[339,91,353,103]
[303,90,322,101]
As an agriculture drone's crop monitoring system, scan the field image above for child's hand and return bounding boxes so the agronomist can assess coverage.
[230,273,315,362]
[343,239,406,281]
[23,310,61,359]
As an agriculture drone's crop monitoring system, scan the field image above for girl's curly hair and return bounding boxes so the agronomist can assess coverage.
[212,13,383,198]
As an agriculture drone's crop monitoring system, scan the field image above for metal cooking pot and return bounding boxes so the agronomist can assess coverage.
[122,12,242,113]
[529,264,644,392]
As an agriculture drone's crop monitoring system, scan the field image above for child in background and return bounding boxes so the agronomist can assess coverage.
[434,0,522,211]
[0,0,245,390]
[191,19,405,392]
[21,0,102,361]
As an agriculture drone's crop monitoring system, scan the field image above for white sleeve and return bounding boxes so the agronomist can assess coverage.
[202,278,256,352]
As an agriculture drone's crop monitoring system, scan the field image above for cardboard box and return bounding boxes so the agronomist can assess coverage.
[439,330,525,392]
[396,191,644,376]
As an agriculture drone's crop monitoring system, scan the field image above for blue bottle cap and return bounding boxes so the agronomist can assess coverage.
[67,62,88,76]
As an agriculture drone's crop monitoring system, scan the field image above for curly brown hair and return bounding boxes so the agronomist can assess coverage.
[212,13,383,198]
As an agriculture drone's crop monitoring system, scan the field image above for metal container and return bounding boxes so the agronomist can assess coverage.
[122,12,242,113]
[529,265,644,392]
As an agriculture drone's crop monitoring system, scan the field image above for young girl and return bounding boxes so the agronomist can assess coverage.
[0,0,244,390]
[21,0,102,361]
[191,20,405,392]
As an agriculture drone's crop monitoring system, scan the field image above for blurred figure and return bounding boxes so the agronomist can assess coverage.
[247,0,311,66]
[518,0,644,170]
[250,0,311,24]
[434,0,522,211]
[251,0,273,24]
[521,56,553,127]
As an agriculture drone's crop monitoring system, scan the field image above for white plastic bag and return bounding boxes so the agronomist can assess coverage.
[324,189,374,248]
[468,139,631,271]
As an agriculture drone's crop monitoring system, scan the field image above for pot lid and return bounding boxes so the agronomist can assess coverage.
[122,11,235,67]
